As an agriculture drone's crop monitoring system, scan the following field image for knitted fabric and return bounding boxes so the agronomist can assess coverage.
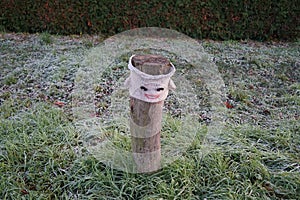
[125,55,176,103]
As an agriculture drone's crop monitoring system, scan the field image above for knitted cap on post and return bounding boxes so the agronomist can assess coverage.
[125,55,176,103]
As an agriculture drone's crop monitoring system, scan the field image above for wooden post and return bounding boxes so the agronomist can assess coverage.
[130,55,171,173]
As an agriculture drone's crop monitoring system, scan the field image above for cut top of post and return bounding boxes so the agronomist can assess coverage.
[131,54,171,75]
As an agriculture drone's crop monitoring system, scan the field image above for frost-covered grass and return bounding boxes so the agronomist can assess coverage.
[0,33,299,199]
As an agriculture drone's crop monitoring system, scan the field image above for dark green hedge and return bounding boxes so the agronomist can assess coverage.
[0,0,299,41]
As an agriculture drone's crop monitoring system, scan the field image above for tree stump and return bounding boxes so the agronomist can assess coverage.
[130,55,171,173]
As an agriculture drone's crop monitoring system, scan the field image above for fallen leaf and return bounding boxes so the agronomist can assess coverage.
[21,189,29,195]
[263,109,271,115]
[263,183,274,192]
[224,100,234,109]
[54,101,65,107]
[248,84,254,90]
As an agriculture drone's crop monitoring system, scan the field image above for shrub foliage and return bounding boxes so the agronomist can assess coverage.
[0,0,299,41]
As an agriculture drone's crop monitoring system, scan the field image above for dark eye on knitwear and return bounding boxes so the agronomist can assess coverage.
[140,86,148,91]
[140,86,164,92]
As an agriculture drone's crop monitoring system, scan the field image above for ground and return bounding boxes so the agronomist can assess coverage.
[0,33,299,199]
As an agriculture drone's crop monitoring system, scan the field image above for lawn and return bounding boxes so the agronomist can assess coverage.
[0,32,299,199]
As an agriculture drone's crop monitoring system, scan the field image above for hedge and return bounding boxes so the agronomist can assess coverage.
[0,0,299,41]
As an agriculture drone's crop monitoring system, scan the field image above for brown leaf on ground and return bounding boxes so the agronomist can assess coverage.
[54,101,65,107]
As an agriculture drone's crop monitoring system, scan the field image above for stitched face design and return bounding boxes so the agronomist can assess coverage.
[140,83,165,100]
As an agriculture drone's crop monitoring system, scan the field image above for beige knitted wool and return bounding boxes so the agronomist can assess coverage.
[125,55,176,103]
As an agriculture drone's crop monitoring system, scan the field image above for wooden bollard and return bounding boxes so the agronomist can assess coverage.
[125,54,175,173]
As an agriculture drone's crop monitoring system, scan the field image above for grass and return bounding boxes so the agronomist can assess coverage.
[39,32,53,45]
[0,33,299,199]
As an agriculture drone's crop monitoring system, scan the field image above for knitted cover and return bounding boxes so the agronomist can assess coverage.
[125,55,176,103]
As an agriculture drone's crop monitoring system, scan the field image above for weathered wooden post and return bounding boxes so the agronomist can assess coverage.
[125,54,176,173]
